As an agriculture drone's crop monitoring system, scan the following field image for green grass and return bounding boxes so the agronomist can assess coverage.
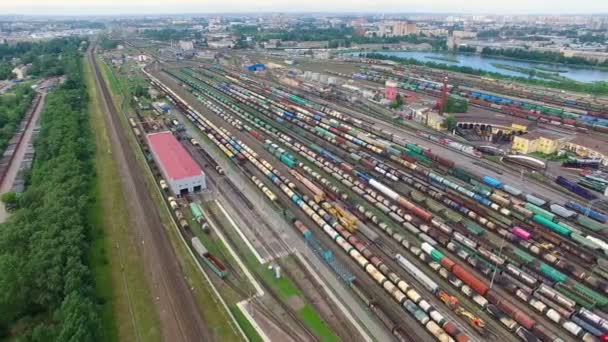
[84,56,162,342]
[231,307,265,342]
[96,55,243,341]
[206,201,339,342]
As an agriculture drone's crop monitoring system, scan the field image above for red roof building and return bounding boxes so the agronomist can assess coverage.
[147,131,206,195]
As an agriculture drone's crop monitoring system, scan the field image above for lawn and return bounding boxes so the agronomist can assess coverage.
[84,56,162,342]
[207,201,339,342]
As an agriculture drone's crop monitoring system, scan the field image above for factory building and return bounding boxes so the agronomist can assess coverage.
[511,132,566,155]
[147,131,206,195]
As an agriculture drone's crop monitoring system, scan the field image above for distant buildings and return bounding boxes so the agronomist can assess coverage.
[562,49,608,63]
[207,40,234,49]
[447,30,478,50]
[377,21,419,37]
[178,40,194,51]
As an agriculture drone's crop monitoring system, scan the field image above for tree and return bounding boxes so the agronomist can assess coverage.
[442,114,458,131]
[0,42,100,340]
[444,96,468,113]
[389,94,404,109]
[1,192,19,209]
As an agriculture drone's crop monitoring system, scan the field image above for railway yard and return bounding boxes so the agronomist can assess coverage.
[96,43,608,342]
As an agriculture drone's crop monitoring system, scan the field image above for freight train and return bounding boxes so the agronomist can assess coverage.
[148,65,608,342]
[355,68,608,133]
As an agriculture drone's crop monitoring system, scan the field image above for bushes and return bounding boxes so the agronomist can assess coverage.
[0,48,100,340]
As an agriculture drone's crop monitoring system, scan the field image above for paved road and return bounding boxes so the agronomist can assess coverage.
[0,91,46,222]
[89,48,213,342]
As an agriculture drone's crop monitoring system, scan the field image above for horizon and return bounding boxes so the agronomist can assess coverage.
[1,0,607,16]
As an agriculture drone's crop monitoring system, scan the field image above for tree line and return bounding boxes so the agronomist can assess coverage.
[0,83,35,154]
[363,53,608,96]
[0,43,101,340]
[0,38,83,80]
[237,25,447,50]
[481,47,608,67]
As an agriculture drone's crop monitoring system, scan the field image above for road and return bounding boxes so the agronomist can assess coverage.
[0,90,46,222]
[88,47,213,341]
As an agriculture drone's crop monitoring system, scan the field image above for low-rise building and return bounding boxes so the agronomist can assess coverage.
[563,135,608,166]
[147,131,206,195]
[207,40,234,49]
[378,21,419,37]
[410,107,443,130]
[178,40,194,51]
[511,132,566,155]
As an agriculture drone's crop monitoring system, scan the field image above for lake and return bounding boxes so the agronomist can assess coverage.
[363,51,608,83]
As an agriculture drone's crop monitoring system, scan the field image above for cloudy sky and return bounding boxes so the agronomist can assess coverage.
[1,0,606,15]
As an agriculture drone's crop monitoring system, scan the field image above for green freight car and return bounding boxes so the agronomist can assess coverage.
[405,144,424,154]
[280,153,296,168]
[533,215,572,237]
[524,203,556,221]
[190,202,204,220]
[555,283,596,309]
[577,215,606,233]
[512,248,535,265]
[464,221,485,237]
[539,263,568,283]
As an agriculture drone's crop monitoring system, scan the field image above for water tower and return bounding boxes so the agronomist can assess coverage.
[385,80,398,101]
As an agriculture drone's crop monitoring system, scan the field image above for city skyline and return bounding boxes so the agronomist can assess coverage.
[1,0,607,16]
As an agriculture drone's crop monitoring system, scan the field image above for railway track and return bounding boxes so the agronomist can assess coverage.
[149,62,608,342]
[161,70,432,341]
[204,193,321,342]
[88,46,214,342]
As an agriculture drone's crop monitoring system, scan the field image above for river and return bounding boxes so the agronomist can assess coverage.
[363,51,608,83]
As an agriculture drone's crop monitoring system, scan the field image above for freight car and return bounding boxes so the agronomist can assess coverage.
[191,237,228,278]
[555,176,598,201]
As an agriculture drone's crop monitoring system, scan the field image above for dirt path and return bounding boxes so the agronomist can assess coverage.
[88,48,213,342]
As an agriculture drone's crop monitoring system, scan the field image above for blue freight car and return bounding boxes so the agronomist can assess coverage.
[555,176,598,201]
[566,201,607,223]
[482,176,502,188]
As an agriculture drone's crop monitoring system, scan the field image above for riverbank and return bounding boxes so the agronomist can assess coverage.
[425,55,460,63]
[349,49,608,73]
[361,52,608,96]
[490,63,569,82]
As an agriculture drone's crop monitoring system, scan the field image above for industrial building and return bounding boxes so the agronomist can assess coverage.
[511,132,566,155]
[147,131,206,195]
[564,135,608,166]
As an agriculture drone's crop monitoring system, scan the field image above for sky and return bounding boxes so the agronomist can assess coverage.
[0,0,606,16]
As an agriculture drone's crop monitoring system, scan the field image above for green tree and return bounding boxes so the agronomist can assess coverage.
[1,192,19,209]
[444,96,468,113]
[0,40,100,340]
[442,114,458,131]
[389,94,404,109]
